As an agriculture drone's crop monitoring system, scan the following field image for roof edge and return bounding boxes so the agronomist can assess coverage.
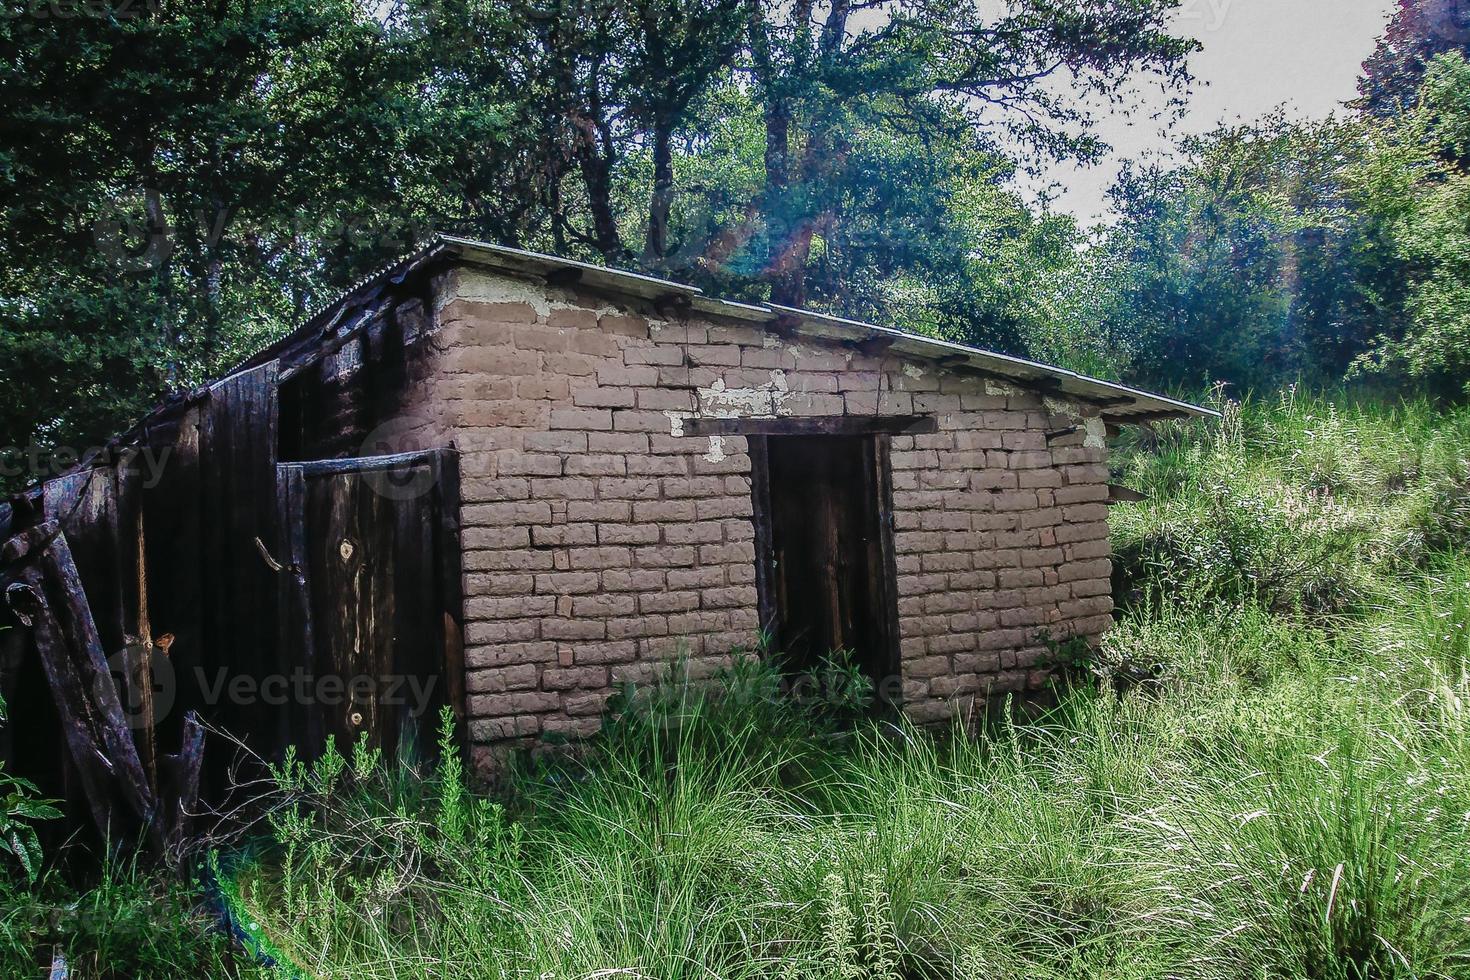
[262,234,1220,424]
[435,236,1214,421]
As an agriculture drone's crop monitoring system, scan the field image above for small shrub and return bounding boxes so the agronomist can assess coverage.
[593,648,874,776]
[0,692,60,884]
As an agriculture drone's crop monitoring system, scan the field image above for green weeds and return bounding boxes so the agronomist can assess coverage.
[9,393,1470,978]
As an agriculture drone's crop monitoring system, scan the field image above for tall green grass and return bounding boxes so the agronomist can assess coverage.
[217,394,1470,979]
[10,392,1468,978]
[1111,389,1470,613]
[0,855,259,977]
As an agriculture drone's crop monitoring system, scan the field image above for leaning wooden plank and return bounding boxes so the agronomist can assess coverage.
[35,530,154,823]
[4,527,162,851]
[45,468,128,659]
[4,578,115,839]
[1,520,58,563]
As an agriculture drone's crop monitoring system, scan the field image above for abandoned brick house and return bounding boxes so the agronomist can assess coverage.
[0,234,1213,784]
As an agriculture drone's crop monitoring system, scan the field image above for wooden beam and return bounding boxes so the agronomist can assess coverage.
[1078,395,1134,409]
[945,363,1014,383]
[682,415,938,437]
[869,433,902,712]
[747,435,777,645]
[1,520,58,563]
[433,450,466,737]
[653,292,693,318]
[277,296,394,382]
[287,448,442,477]
[4,527,161,851]
[1027,374,1066,393]
[770,313,804,341]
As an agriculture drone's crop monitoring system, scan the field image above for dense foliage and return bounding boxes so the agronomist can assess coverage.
[0,0,1191,473]
[1031,47,1470,399]
[4,0,1470,473]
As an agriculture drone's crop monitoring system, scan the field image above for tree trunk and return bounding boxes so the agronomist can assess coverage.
[764,100,790,194]
[577,133,624,262]
[767,222,813,308]
[762,101,810,306]
[643,119,675,269]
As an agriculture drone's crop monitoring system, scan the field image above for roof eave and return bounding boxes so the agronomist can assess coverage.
[294,234,1220,423]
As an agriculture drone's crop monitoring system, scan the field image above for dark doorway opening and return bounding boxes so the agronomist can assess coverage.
[751,433,901,698]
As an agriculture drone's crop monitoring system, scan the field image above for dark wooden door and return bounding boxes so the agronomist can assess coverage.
[756,434,899,688]
[277,450,463,765]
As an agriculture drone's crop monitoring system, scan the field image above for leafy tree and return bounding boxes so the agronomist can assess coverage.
[717,0,1197,307]
[1040,113,1410,394]
[1353,52,1470,394]
[0,0,414,474]
[1358,0,1470,118]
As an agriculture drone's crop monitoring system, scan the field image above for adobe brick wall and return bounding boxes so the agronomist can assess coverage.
[394,265,1114,765]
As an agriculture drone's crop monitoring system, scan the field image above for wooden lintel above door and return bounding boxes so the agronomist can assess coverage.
[683,415,937,437]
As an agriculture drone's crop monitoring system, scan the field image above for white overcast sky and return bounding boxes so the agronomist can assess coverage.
[1030,0,1400,226]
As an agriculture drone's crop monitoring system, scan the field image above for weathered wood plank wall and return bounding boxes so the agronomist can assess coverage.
[0,278,465,844]
[201,363,285,765]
